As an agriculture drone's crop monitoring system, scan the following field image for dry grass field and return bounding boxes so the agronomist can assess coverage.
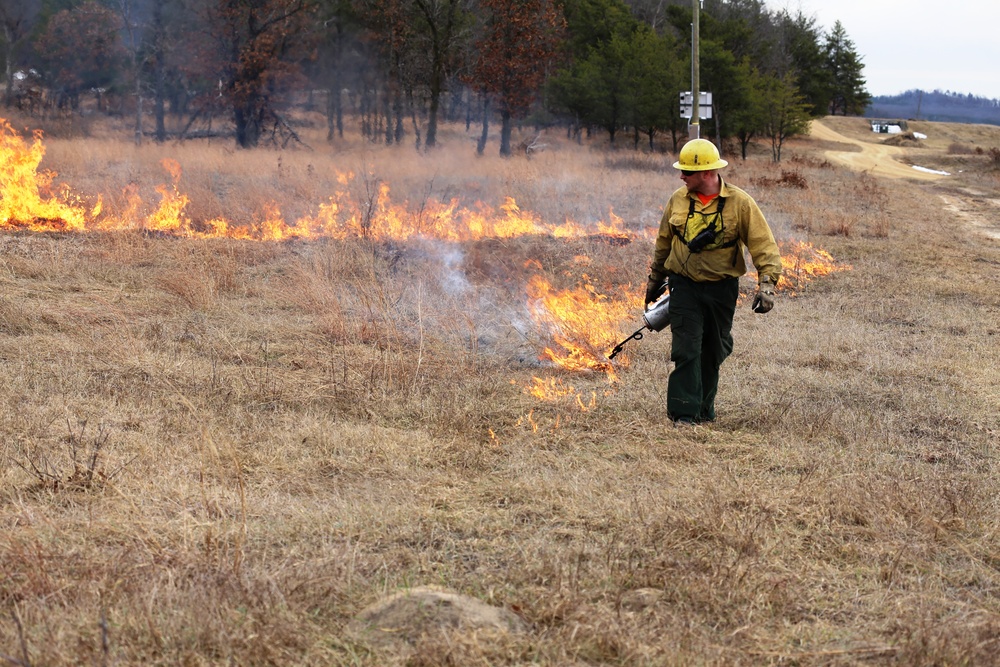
[1,110,1000,666]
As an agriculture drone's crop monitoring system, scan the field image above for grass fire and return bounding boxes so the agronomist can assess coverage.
[1,112,998,666]
[0,118,845,409]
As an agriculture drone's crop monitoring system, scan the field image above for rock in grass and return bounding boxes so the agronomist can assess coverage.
[345,585,527,652]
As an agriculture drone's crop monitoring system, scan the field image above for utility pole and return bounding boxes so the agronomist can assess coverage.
[689,0,700,139]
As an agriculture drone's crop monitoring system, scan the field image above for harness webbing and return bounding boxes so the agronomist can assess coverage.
[684,195,738,250]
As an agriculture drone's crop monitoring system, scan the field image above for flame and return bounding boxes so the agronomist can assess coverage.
[598,209,634,242]
[0,120,635,244]
[0,119,854,414]
[516,409,541,433]
[526,377,598,411]
[146,158,191,234]
[777,240,851,292]
[526,275,642,382]
[0,119,86,231]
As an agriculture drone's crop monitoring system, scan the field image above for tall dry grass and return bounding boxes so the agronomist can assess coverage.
[1,112,999,665]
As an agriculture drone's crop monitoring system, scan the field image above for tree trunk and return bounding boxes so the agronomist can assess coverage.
[326,88,336,141]
[384,89,393,144]
[714,104,722,149]
[326,77,344,142]
[393,85,404,145]
[234,105,262,148]
[134,93,142,146]
[465,89,473,132]
[412,0,458,150]
[360,84,372,139]
[151,0,166,142]
[499,108,512,157]
[738,132,750,160]
[426,79,439,148]
[337,89,344,139]
[154,73,166,142]
[476,94,489,155]
[407,87,422,150]
[3,33,14,107]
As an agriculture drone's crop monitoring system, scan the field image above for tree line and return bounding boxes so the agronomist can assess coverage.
[0,0,870,160]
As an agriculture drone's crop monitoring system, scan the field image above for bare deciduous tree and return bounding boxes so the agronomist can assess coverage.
[469,0,565,156]
[204,0,314,148]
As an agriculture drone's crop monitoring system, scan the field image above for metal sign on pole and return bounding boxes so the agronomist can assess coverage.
[680,91,712,120]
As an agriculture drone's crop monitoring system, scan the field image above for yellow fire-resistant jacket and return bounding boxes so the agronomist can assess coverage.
[649,177,782,286]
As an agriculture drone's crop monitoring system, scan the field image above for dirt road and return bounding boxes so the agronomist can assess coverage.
[809,119,1000,240]
[809,119,949,181]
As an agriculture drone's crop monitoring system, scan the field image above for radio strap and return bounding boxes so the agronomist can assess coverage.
[684,196,737,250]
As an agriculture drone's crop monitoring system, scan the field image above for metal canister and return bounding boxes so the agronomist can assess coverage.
[642,294,670,332]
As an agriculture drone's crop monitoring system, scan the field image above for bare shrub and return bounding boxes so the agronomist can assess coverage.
[789,152,834,169]
[14,419,131,492]
[751,169,808,189]
[947,142,978,155]
[778,170,808,188]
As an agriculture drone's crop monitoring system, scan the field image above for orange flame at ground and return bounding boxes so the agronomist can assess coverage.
[0,119,632,243]
[522,276,635,407]
[0,119,86,231]
[777,240,851,292]
[526,275,642,383]
[146,158,191,234]
[526,377,598,411]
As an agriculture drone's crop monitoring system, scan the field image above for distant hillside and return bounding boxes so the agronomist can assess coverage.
[866,90,1000,126]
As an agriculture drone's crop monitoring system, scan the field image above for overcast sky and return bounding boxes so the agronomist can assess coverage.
[764,0,1000,100]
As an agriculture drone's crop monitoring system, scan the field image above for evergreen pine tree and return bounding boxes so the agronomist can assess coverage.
[776,10,831,116]
[824,20,870,115]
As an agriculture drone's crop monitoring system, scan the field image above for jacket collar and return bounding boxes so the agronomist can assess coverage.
[717,176,732,198]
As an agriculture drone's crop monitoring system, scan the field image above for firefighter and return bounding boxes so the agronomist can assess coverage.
[645,138,782,425]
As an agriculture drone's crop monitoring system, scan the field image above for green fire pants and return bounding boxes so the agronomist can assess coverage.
[666,274,739,422]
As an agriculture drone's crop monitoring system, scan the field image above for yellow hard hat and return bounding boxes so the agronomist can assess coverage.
[673,138,728,171]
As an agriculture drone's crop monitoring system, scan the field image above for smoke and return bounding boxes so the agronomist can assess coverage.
[403,238,539,364]
[414,239,471,297]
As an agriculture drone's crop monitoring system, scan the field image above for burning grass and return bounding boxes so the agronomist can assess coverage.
[0,114,998,665]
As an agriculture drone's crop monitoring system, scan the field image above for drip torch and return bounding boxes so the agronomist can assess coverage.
[608,293,670,360]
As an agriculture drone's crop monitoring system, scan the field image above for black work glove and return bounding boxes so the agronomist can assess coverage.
[752,276,776,314]
[645,277,667,307]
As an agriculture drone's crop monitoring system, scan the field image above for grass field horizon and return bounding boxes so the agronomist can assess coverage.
[1,110,999,665]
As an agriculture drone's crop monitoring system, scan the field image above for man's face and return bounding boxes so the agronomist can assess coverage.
[679,169,705,191]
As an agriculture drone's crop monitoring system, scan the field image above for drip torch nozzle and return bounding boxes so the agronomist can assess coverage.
[608,327,645,360]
